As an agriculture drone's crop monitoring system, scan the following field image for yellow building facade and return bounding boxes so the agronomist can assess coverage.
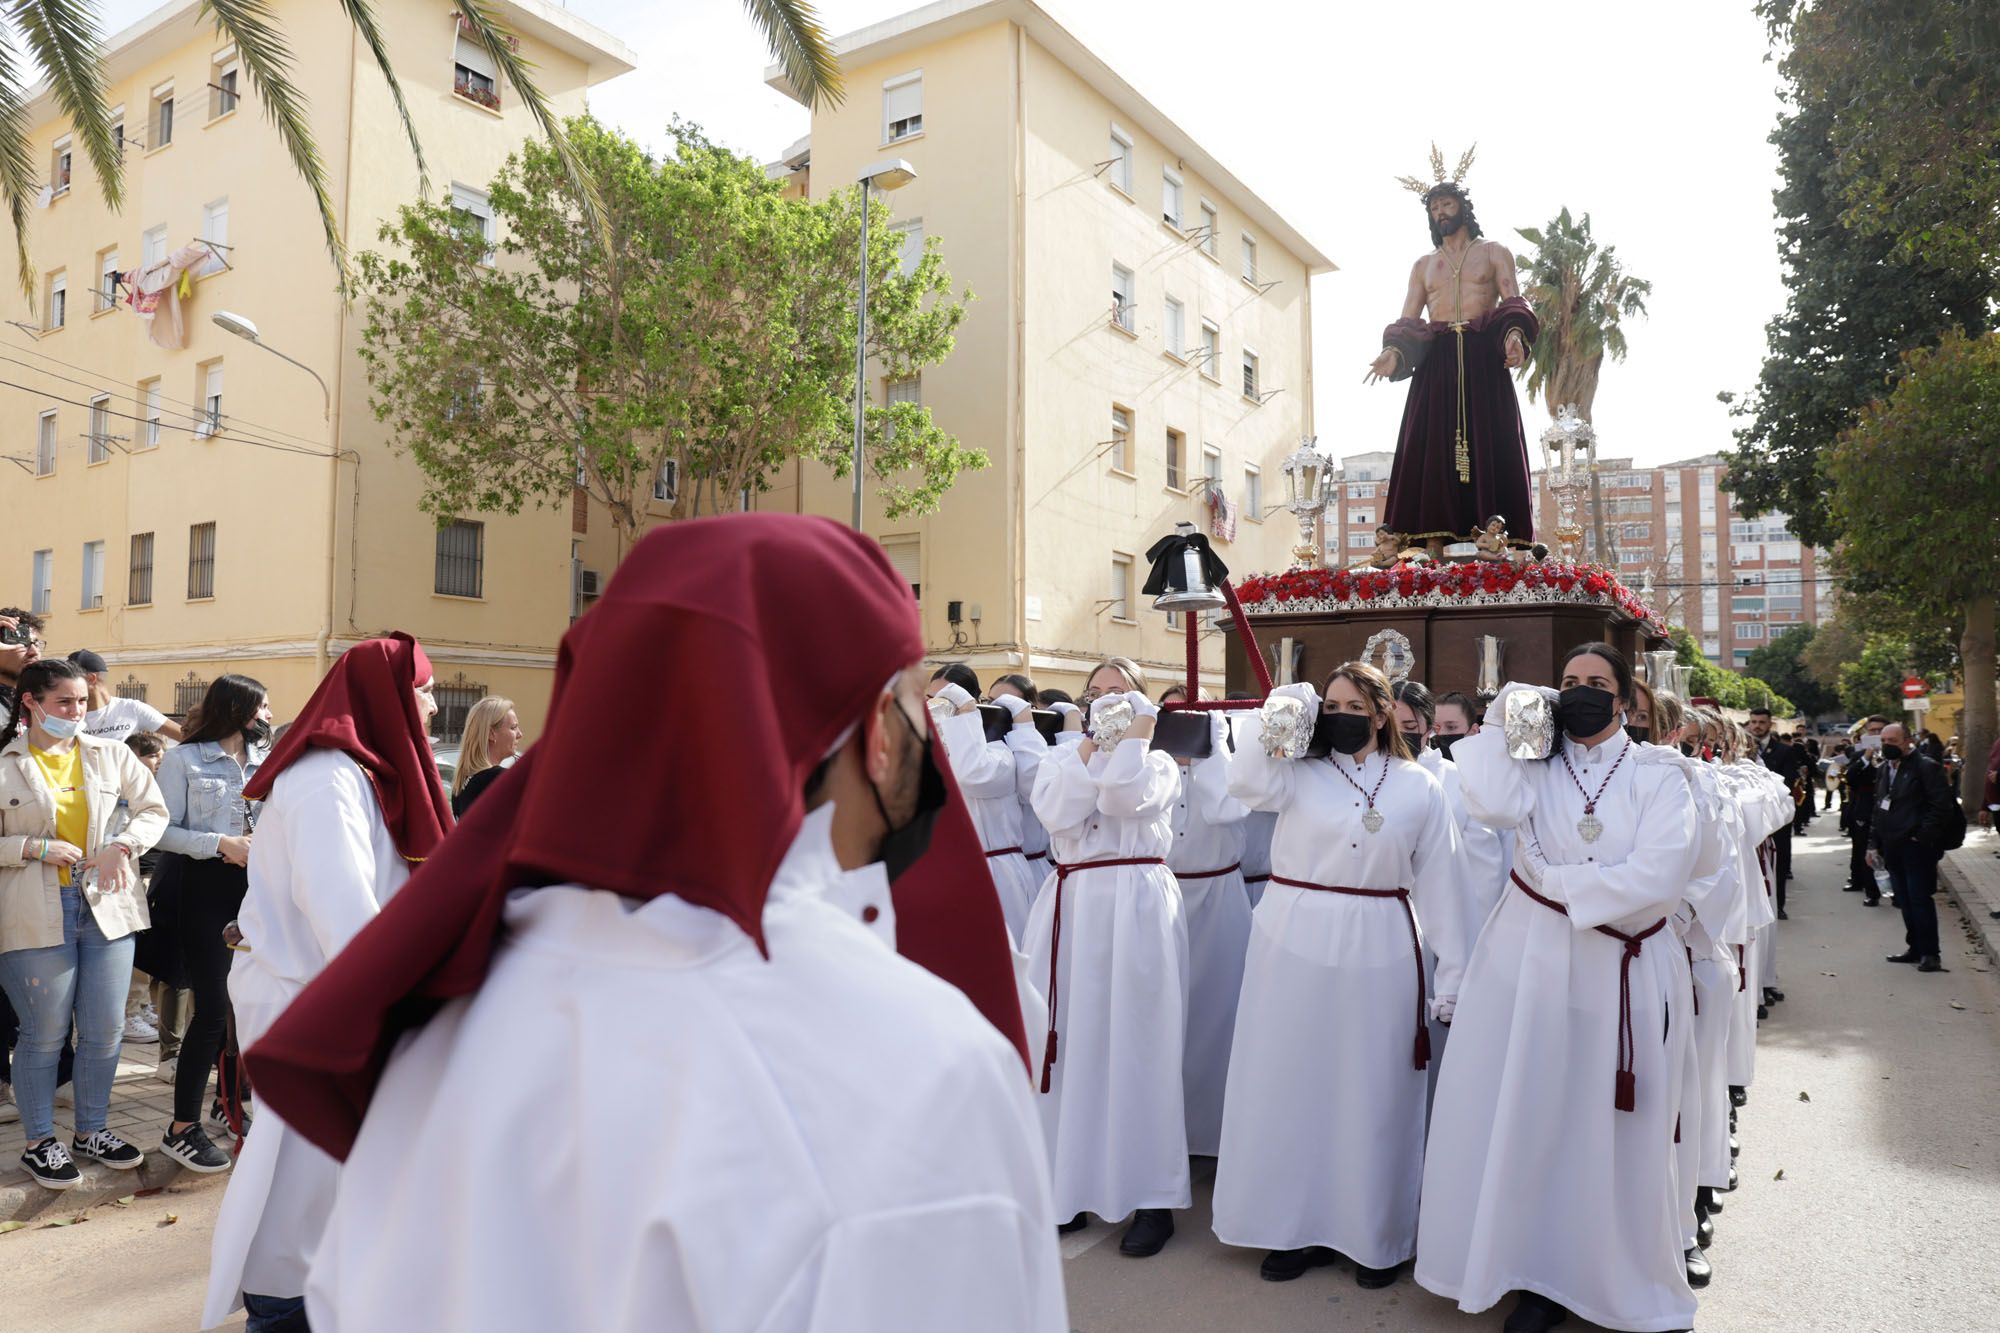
[1,0,633,735]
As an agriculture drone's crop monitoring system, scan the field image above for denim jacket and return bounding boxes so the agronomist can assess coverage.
[156,740,261,859]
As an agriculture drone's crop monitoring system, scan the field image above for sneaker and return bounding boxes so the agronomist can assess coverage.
[73,1128,144,1170]
[21,1136,82,1190]
[123,1013,160,1043]
[159,1121,233,1174]
[210,1096,253,1138]
[154,1056,178,1084]
[141,1003,161,1025]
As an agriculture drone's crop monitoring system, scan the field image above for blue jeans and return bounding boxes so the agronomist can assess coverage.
[0,885,135,1141]
[243,1293,310,1332]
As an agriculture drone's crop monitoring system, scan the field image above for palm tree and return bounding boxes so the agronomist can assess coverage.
[2,0,841,295]
[1514,207,1651,563]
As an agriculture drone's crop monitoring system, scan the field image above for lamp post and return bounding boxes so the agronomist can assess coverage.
[213,311,330,421]
[850,159,917,531]
[1279,435,1332,568]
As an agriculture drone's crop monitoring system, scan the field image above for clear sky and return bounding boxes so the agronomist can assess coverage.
[96,0,1791,470]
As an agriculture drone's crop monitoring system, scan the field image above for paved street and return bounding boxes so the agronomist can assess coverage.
[3,820,1997,1331]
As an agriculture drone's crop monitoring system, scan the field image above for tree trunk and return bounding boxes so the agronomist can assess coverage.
[1958,594,1996,815]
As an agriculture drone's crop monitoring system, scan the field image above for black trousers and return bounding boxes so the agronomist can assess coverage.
[1883,841,1941,958]
[1771,825,1792,912]
[1848,823,1876,893]
[175,858,247,1125]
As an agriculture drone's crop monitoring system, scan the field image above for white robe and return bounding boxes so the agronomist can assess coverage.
[1165,723,1251,1157]
[1239,809,1276,908]
[1006,726,1051,867]
[305,805,1067,1333]
[937,710,1039,945]
[1212,734,1464,1267]
[1720,761,1788,1088]
[1419,746,1510,958]
[1416,718,1700,1333]
[1024,735,1190,1220]
[205,750,410,1328]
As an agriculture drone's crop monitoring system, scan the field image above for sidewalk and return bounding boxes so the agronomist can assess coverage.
[1939,828,2000,961]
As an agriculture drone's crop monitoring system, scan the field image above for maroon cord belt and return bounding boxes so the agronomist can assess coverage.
[1039,856,1167,1093]
[1174,862,1241,881]
[983,846,1025,858]
[1511,871,1666,1112]
[1243,873,1270,884]
[1267,874,1430,1071]
[1736,943,1747,993]
[1025,850,1046,862]
[1686,945,1699,1016]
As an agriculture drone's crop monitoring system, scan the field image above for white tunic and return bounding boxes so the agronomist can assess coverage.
[1024,736,1190,1220]
[1212,729,1464,1267]
[937,710,1039,945]
[1416,714,1700,1333]
[1005,726,1051,865]
[305,805,1067,1333]
[1165,719,1251,1157]
[1720,760,1788,1087]
[1239,809,1276,907]
[206,750,410,1328]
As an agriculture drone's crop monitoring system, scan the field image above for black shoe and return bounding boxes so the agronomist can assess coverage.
[1863,893,1880,906]
[1729,1134,1740,1160]
[1776,907,1789,920]
[1685,1246,1713,1288]
[1843,883,1862,892]
[1729,1085,1747,1108]
[1764,987,1784,1005]
[159,1121,233,1174]
[1696,1211,1715,1249]
[1355,1261,1401,1289]
[1057,1212,1089,1235]
[1757,1003,1768,1020]
[1119,1208,1174,1257]
[1707,1193,1724,1213]
[72,1128,143,1171]
[1887,950,1922,964]
[20,1136,81,1190]
[1259,1245,1337,1282]
[1917,956,1948,973]
[1726,1165,1739,1192]
[1502,1291,1570,1333]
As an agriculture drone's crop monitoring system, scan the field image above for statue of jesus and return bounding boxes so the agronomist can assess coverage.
[1364,150,1539,554]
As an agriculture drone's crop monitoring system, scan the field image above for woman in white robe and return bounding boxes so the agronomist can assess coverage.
[1416,643,1700,1333]
[1024,660,1188,1257]
[927,669,1039,944]
[987,674,1052,878]
[1214,664,1464,1287]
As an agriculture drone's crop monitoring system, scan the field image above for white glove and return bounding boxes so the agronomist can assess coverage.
[1049,700,1081,718]
[1272,681,1322,713]
[1483,681,1558,728]
[1123,690,1160,720]
[932,682,975,712]
[925,696,954,726]
[1090,693,1137,749]
[1431,995,1457,1025]
[992,693,1032,719]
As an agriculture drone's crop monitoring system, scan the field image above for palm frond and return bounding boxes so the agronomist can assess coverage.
[743,0,843,108]
[0,34,45,298]
[200,0,344,282]
[334,0,427,193]
[11,0,119,208]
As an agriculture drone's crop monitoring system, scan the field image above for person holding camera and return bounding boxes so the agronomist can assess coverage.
[0,608,45,715]
[1868,722,1959,973]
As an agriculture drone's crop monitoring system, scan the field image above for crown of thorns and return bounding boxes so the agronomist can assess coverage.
[1396,142,1477,197]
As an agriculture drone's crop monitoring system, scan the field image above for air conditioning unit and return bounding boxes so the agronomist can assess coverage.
[91,595,104,608]
[578,569,601,597]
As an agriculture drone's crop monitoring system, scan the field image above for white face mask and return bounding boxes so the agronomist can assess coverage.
[35,710,83,741]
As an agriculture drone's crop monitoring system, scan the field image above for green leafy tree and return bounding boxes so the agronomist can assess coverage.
[1514,208,1651,560]
[1827,329,2000,808]
[1836,633,1918,721]
[0,0,840,293]
[354,117,980,553]
[1744,625,1840,718]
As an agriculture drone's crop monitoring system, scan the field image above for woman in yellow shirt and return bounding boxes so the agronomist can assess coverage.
[0,659,168,1189]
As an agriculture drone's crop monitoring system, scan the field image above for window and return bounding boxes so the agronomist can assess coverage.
[433,679,486,743]
[450,183,494,262]
[1351,509,1375,526]
[80,541,104,609]
[1240,233,1258,282]
[1109,553,1134,621]
[1161,167,1183,228]
[435,520,485,598]
[88,396,112,463]
[885,374,921,407]
[1163,296,1185,357]
[1202,443,1222,488]
[198,198,228,276]
[1165,428,1185,490]
[1349,482,1378,499]
[51,136,72,196]
[138,379,162,448]
[151,84,174,147]
[35,410,56,475]
[1244,465,1263,519]
[95,248,119,312]
[1766,541,1802,562]
[1199,320,1219,378]
[45,269,65,330]
[882,71,923,143]
[128,533,154,606]
[115,676,147,701]
[1734,622,1765,641]
[1198,200,1218,255]
[738,486,753,513]
[31,550,52,614]
[880,535,920,602]
[110,109,125,160]
[174,673,211,716]
[209,46,241,119]
[196,362,223,437]
[453,35,500,108]
[1109,405,1133,472]
[653,458,678,503]
[1620,522,1650,541]
[1348,530,1375,549]
[1110,262,1135,331]
[187,522,216,599]
[891,219,923,277]
[1241,348,1260,399]
[142,224,167,268]
[1108,125,1134,194]
[1731,596,1765,615]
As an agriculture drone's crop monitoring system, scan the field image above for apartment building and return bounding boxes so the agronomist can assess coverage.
[734,0,1333,695]
[2,0,634,735]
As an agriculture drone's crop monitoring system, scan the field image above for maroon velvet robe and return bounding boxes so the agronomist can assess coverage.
[1380,296,1539,543]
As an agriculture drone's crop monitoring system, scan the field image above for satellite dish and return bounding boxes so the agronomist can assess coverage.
[34,185,52,211]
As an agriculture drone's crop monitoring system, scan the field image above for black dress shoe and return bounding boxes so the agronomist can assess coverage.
[1887,950,1922,964]
[1764,987,1784,1004]
[1259,1245,1337,1282]
[1726,1165,1739,1191]
[1843,883,1862,892]
[1119,1208,1174,1257]
[1354,1261,1400,1289]
[1917,956,1948,973]
[1776,907,1789,919]
[1696,1211,1715,1249]
[1729,1084,1747,1108]
[1862,893,1880,906]
[1685,1246,1712,1288]
[1058,1212,1089,1235]
[1757,1003,1768,1020]
[1502,1291,1570,1333]
[1729,1134,1740,1159]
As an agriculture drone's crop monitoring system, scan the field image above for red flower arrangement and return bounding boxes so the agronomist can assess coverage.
[1233,559,1666,638]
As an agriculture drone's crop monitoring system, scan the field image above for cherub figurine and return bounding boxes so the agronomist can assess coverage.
[1368,526,1405,569]
[1474,514,1511,563]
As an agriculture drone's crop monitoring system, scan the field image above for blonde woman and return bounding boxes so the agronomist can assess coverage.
[452,697,523,818]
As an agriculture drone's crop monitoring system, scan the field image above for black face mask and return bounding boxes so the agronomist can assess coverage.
[246,719,273,749]
[1399,728,1427,753]
[1678,741,1695,757]
[1312,711,1375,757]
[1880,742,1904,763]
[1429,733,1460,761]
[1557,685,1618,741]
[867,699,948,882]
[1626,724,1651,745]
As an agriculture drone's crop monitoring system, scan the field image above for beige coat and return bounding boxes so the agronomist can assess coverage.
[0,730,168,950]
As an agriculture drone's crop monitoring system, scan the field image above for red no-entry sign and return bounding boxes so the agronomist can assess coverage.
[1902,676,1928,700]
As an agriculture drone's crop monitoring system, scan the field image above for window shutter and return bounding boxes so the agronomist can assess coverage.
[454,35,498,80]
[883,76,923,131]
[880,536,921,602]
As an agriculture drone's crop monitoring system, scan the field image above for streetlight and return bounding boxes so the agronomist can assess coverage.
[851,158,917,531]
[212,310,331,421]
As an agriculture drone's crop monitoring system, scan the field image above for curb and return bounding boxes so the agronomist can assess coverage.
[1939,855,1998,962]
[0,1154,225,1229]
